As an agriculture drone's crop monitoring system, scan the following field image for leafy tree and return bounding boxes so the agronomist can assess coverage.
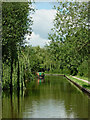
[2,2,34,91]
[48,2,89,76]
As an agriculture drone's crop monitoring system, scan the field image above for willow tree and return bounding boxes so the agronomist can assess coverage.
[2,2,34,91]
[48,2,89,75]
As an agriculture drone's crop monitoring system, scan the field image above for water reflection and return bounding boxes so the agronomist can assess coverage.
[2,76,89,118]
[37,78,45,85]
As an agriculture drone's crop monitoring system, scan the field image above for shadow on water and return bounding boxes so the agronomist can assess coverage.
[2,89,21,118]
[2,76,89,118]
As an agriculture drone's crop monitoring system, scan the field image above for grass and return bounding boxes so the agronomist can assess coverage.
[75,75,88,81]
[67,75,90,90]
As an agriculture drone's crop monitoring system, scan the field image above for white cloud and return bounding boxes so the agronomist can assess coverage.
[25,9,56,47]
[32,9,56,39]
[25,32,51,47]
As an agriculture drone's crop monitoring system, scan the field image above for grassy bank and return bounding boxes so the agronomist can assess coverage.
[67,75,90,90]
[75,75,88,81]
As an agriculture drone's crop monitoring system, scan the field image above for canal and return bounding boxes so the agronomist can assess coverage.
[2,75,89,118]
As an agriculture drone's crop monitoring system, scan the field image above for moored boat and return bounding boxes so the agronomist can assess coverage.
[36,72,45,78]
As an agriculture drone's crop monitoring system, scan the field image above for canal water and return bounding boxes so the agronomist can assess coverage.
[2,75,89,118]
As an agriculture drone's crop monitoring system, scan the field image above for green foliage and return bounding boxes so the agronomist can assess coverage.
[2,2,33,63]
[47,2,88,76]
[78,60,88,77]
[2,2,88,90]
[2,2,34,90]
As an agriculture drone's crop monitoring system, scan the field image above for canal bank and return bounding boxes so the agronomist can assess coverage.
[64,75,90,97]
[45,74,90,96]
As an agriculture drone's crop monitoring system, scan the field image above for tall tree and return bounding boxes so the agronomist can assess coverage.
[2,2,34,91]
[48,2,89,75]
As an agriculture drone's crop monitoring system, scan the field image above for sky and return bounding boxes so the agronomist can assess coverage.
[25,2,57,47]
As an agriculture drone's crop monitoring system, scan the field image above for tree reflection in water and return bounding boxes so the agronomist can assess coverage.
[2,76,89,118]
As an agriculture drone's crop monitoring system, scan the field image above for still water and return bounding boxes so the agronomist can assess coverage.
[2,75,89,118]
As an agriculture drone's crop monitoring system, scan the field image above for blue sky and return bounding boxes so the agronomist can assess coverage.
[35,2,55,10]
[25,2,57,47]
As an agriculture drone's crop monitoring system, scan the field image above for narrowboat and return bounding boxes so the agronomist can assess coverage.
[36,72,45,79]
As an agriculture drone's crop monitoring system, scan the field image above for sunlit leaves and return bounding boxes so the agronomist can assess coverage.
[2,2,34,63]
[2,2,35,89]
[47,2,88,76]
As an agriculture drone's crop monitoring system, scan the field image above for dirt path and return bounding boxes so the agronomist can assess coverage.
[71,76,90,84]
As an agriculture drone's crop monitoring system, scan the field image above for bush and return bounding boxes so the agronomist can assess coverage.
[78,60,88,77]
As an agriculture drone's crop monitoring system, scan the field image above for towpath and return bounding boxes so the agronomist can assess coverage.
[71,76,90,84]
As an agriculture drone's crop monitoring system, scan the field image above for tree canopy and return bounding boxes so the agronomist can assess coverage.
[2,2,34,90]
[47,2,89,76]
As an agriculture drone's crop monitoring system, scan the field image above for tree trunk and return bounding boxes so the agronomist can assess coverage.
[17,60,20,91]
[24,73,26,87]
[10,57,13,93]
[21,64,23,91]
